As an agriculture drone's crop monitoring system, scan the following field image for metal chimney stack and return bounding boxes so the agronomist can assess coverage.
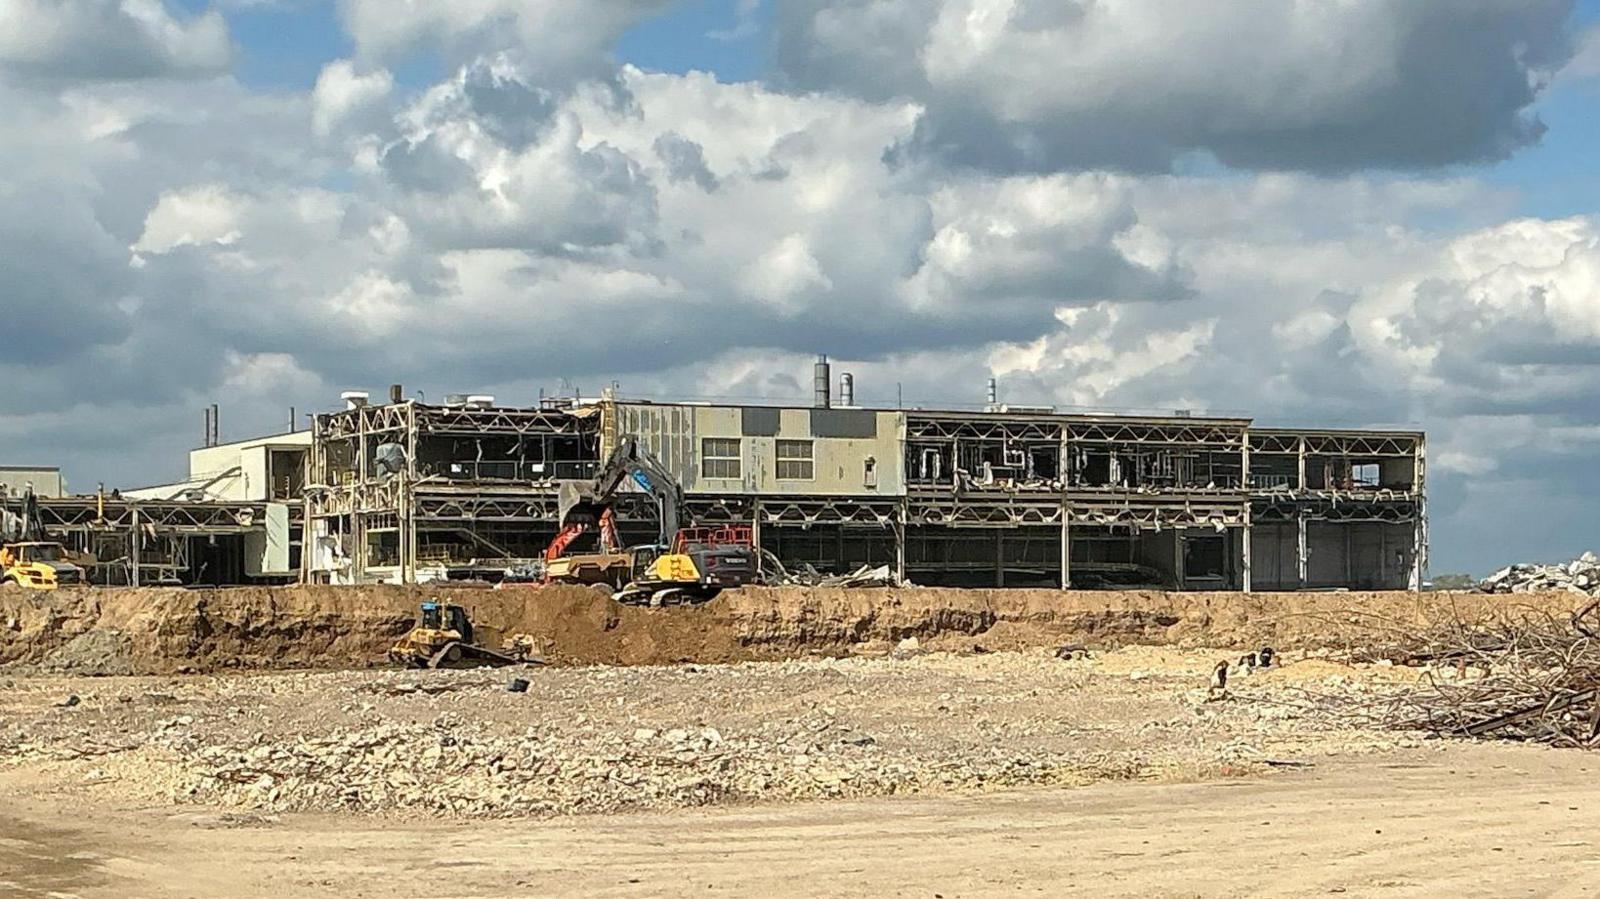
[814,354,832,409]
[839,372,854,407]
[986,377,997,406]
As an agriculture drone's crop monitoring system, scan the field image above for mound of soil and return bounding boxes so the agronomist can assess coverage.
[0,583,1587,676]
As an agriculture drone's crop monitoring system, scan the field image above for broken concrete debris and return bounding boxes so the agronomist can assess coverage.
[758,552,898,588]
[1480,552,1600,596]
[0,649,1423,820]
[891,636,924,659]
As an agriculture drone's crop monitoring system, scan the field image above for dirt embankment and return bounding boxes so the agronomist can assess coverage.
[0,584,1588,675]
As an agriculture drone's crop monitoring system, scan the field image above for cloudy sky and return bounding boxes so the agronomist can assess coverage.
[3,0,1600,574]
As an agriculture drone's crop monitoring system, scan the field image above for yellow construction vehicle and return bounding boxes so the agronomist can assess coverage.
[0,541,85,589]
[388,602,525,669]
[544,438,758,605]
[610,525,759,605]
[1,489,87,589]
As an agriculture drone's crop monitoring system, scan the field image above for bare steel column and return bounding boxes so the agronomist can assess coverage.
[1059,502,1070,590]
[895,499,907,587]
[129,503,141,588]
[1296,509,1308,589]
[1241,509,1253,594]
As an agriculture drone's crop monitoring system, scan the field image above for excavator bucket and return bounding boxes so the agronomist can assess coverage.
[557,481,607,528]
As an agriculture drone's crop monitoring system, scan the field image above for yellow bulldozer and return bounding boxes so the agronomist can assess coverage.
[388,602,528,669]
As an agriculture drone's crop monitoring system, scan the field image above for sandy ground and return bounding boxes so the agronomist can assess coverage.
[0,647,1424,817]
[3,744,1598,898]
[2,643,1594,897]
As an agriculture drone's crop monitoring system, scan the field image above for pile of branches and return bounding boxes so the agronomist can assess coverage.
[1362,600,1600,748]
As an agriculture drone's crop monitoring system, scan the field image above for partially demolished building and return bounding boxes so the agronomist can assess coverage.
[0,429,309,587]
[302,390,613,584]
[2,362,1423,591]
[297,366,1425,592]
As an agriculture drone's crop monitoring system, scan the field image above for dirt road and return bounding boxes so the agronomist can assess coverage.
[3,744,1596,898]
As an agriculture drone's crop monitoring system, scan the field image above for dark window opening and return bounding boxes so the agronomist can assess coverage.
[1183,536,1226,580]
[269,449,306,500]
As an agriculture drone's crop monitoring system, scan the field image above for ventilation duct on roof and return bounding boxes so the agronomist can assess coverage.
[814,355,831,409]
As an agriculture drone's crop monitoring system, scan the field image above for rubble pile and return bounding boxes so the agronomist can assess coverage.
[152,716,1080,817]
[766,564,898,588]
[1481,552,1600,596]
[0,649,1418,819]
[758,551,899,588]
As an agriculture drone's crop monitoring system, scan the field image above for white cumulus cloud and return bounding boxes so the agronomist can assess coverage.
[0,0,231,82]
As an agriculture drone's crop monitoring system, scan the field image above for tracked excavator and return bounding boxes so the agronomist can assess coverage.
[544,437,758,605]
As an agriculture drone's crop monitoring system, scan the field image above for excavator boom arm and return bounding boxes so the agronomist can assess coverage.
[556,437,685,546]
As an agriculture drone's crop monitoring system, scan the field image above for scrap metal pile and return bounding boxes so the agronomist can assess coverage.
[1480,552,1600,596]
[758,551,898,588]
[1354,601,1600,748]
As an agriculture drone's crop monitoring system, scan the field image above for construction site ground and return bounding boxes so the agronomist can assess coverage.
[4,743,1596,899]
[3,585,1598,897]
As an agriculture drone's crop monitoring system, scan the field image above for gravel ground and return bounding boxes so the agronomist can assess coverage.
[0,646,1427,819]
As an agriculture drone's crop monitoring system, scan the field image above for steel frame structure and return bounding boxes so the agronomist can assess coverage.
[294,397,1423,592]
[0,495,283,585]
[302,401,604,583]
[897,411,1256,588]
[1246,427,1427,590]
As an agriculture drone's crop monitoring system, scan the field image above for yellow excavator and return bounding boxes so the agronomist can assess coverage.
[544,437,758,605]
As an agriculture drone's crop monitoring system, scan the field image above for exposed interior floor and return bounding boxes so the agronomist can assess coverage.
[3,743,1597,899]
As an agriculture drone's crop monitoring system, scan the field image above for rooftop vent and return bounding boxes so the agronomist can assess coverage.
[814,355,831,409]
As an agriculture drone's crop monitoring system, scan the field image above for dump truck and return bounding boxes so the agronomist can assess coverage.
[0,541,85,589]
[0,490,84,589]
